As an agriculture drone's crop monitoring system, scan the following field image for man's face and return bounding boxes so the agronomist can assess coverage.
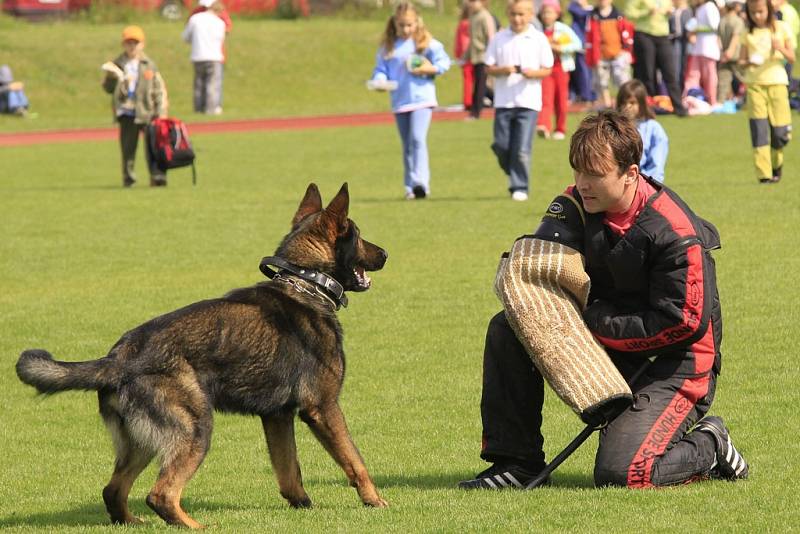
[508,2,533,32]
[573,162,638,214]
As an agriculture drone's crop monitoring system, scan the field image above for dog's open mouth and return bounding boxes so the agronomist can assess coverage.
[354,266,371,290]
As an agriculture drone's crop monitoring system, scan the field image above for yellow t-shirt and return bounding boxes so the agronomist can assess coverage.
[743,21,796,85]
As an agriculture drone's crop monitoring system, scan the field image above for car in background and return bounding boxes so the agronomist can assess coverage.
[2,0,71,18]
[2,0,308,20]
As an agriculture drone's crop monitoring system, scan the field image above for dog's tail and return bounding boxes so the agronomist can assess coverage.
[16,349,115,394]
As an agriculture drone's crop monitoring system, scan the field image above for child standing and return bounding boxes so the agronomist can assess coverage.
[684,0,722,105]
[617,79,670,182]
[535,0,582,140]
[567,0,596,103]
[717,0,746,103]
[584,0,635,109]
[454,1,475,110]
[370,2,451,199]
[771,0,800,83]
[187,0,232,112]
[669,0,693,92]
[740,0,796,183]
[467,0,497,118]
[102,26,168,187]
[485,0,553,200]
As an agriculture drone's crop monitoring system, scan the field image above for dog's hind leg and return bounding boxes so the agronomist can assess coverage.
[99,391,154,525]
[123,371,211,529]
[300,402,388,508]
[146,440,209,530]
[261,413,312,508]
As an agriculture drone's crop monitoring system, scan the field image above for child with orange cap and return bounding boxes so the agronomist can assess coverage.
[102,25,168,187]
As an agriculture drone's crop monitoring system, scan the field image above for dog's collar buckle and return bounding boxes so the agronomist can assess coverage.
[259,256,348,310]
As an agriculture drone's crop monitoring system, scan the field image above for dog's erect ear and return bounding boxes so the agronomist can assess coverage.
[323,183,349,231]
[292,183,323,226]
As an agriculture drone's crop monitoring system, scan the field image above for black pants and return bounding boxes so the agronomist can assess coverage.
[633,32,686,114]
[480,312,718,487]
[118,115,166,186]
[470,63,489,119]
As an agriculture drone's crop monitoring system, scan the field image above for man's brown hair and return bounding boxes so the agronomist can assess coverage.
[569,110,642,176]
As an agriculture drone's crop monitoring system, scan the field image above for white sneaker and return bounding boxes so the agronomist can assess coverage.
[511,191,529,201]
[552,131,566,140]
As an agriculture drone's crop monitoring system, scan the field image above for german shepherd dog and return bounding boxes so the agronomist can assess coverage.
[16,183,388,528]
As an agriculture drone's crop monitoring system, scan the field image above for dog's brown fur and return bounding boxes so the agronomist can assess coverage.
[16,183,388,528]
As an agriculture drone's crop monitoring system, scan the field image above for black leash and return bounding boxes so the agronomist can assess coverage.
[525,358,653,489]
[259,256,348,310]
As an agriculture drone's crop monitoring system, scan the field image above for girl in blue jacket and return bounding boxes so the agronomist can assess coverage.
[370,2,451,199]
[617,79,669,182]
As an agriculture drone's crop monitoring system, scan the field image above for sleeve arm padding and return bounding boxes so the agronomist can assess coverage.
[493,237,631,417]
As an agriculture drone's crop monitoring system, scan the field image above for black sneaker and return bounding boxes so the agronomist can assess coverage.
[694,416,749,480]
[458,463,544,490]
[412,185,427,199]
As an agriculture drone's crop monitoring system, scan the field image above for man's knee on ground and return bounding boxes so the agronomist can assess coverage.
[593,451,633,488]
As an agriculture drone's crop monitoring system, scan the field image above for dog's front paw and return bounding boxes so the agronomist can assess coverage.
[289,496,313,509]
[364,496,389,508]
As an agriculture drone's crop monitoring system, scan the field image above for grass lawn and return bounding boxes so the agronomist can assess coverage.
[1,107,798,531]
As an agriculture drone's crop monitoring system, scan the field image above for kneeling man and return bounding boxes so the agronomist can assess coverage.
[460,110,748,489]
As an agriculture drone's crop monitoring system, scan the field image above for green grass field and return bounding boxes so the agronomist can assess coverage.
[2,12,800,534]
[2,111,799,531]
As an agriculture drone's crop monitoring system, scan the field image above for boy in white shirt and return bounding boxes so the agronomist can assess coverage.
[486,0,554,201]
[182,0,227,114]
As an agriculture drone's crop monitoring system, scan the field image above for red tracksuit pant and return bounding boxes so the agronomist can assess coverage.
[537,62,569,135]
[462,63,474,110]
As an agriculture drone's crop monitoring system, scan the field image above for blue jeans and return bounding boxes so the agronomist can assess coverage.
[492,108,537,193]
[394,107,432,194]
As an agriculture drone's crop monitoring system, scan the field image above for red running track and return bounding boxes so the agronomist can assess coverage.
[0,103,596,147]
[0,110,479,147]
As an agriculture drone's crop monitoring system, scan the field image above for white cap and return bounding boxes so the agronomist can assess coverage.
[199,0,216,7]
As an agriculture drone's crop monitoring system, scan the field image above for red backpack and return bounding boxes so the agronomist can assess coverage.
[147,117,197,184]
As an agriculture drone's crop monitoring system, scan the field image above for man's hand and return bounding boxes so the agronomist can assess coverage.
[583,299,617,333]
